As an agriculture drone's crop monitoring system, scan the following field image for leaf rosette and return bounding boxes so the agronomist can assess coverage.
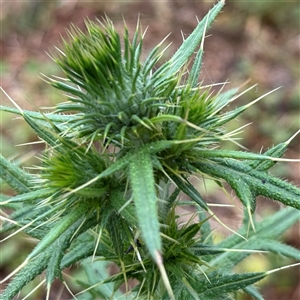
[1,1,300,299]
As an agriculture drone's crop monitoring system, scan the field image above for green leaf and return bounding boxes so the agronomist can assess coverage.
[211,87,240,113]
[45,215,96,288]
[195,158,300,210]
[188,47,204,88]
[110,190,138,226]
[209,207,300,269]
[164,187,181,216]
[0,193,10,203]
[246,207,298,248]
[46,239,65,286]
[28,204,86,260]
[22,113,60,148]
[61,240,95,269]
[0,153,32,193]
[243,285,264,300]
[252,239,300,260]
[0,105,76,123]
[226,176,256,213]
[191,244,228,256]
[198,209,213,245]
[106,211,128,259]
[195,149,285,161]
[0,250,51,300]
[0,195,22,210]
[80,260,118,299]
[158,0,225,79]
[129,150,161,261]
[247,141,289,171]
[65,141,173,198]
[199,272,266,297]
[0,188,55,205]
[170,174,208,210]
[1,205,38,233]
[61,216,114,269]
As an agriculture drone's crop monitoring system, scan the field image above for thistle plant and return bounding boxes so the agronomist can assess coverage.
[1,1,300,299]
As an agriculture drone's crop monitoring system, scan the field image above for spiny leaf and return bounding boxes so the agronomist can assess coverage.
[28,204,87,260]
[196,158,300,210]
[211,87,240,113]
[129,150,161,261]
[243,285,264,300]
[247,130,299,171]
[110,190,138,226]
[188,46,204,88]
[157,0,225,79]
[198,209,213,245]
[67,140,174,196]
[250,239,300,260]
[45,215,98,289]
[208,207,300,269]
[0,105,76,123]
[106,212,128,259]
[60,220,113,269]
[199,272,266,297]
[0,153,32,193]
[0,249,51,300]
[46,240,65,287]
[195,148,288,161]
[22,113,60,148]
[248,142,287,171]
[170,174,208,210]
[0,188,54,205]
[231,207,299,250]
[0,205,45,234]
[60,241,95,269]
[226,176,256,214]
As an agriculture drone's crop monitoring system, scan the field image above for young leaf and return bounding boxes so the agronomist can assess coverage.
[27,204,86,260]
[0,104,76,124]
[129,150,161,261]
[170,174,208,210]
[0,153,32,193]
[0,188,54,205]
[157,0,225,79]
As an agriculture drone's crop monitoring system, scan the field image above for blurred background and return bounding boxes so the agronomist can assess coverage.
[1,1,299,299]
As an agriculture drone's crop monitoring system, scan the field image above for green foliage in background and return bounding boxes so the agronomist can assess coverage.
[1,1,299,299]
